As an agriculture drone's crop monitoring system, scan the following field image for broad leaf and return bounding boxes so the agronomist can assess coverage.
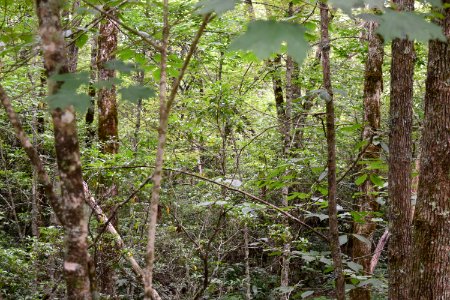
[347,261,363,272]
[355,174,368,186]
[330,0,384,15]
[301,291,314,298]
[195,0,239,16]
[305,212,329,221]
[105,59,137,73]
[46,72,91,113]
[353,233,371,246]
[369,174,384,188]
[229,20,310,64]
[119,85,155,104]
[365,10,446,42]
[339,235,348,246]
[47,92,91,113]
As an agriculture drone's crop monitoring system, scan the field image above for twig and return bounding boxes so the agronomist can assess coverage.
[370,229,390,274]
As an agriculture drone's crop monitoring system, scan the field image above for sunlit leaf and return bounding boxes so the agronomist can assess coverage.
[355,174,368,186]
[301,291,314,298]
[369,174,384,188]
[75,33,89,49]
[305,212,329,221]
[339,234,348,245]
[229,20,310,64]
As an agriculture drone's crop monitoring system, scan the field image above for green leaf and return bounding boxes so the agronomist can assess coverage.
[355,174,368,186]
[194,0,239,16]
[105,59,137,73]
[339,235,348,246]
[353,234,371,246]
[119,85,155,104]
[229,20,310,64]
[50,72,90,91]
[369,174,384,188]
[301,291,314,299]
[368,10,446,42]
[329,0,384,15]
[75,33,89,49]
[47,92,91,113]
[46,72,91,113]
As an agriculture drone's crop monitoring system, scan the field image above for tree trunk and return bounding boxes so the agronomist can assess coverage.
[411,2,450,298]
[35,0,91,298]
[320,2,345,299]
[388,1,414,299]
[244,224,252,300]
[350,20,383,300]
[96,8,119,296]
[85,37,97,147]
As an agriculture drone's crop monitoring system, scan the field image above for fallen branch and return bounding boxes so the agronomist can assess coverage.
[83,182,161,300]
[370,229,390,274]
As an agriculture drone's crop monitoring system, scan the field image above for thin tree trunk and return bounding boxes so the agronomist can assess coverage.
[85,37,97,147]
[143,7,211,298]
[143,1,170,297]
[35,1,91,298]
[96,7,119,296]
[411,2,450,298]
[320,2,345,299]
[66,0,80,73]
[388,1,414,299]
[244,224,252,300]
[350,19,383,300]
[133,69,144,155]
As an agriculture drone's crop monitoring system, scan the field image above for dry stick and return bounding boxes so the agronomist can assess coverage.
[0,85,63,225]
[370,229,390,274]
[82,182,162,300]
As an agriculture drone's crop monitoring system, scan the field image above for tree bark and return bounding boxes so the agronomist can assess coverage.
[96,7,119,296]
[411,2,450,298]
[320,2,345,299]
[350,19,383,300]
[36,1,91,298]
[388,1,414,299]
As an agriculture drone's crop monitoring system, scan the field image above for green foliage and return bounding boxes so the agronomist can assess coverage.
[47,72,91,113]
[195,0,240,16]
[229,20,310,64]
[119,85,155,103]
[329,0,384,15]
[371,10,446,42]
